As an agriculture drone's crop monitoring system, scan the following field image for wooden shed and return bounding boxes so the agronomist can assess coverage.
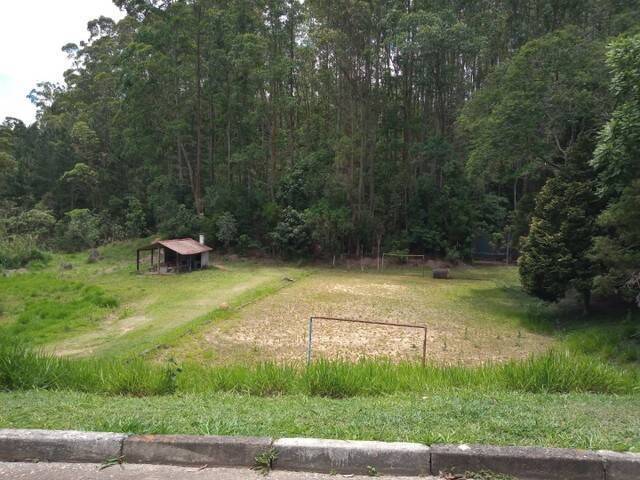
[137,236,212,273]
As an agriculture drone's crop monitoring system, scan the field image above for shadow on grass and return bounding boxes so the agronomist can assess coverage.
[460,283,640,367]
[560,310,640,365]
[456,283,557,334]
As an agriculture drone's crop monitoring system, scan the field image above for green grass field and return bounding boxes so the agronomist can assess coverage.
[1,240,639,451]
[1,389,638,451]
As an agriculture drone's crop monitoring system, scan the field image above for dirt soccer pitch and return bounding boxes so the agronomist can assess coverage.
[158,265,553,366]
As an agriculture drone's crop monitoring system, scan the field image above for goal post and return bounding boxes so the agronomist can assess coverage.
[306,316,427,366]
[380,253,426,276]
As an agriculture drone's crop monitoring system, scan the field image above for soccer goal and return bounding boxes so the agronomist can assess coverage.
[380,253,426,276]
[306,316,428,366]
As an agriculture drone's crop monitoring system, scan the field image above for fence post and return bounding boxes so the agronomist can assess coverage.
[307,317,314,366]
[422,327,427,366]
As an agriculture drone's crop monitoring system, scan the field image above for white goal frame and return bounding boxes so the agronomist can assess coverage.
[380,253,426,276]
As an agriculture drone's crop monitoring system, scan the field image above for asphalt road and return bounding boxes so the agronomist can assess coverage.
[0,463,442,480]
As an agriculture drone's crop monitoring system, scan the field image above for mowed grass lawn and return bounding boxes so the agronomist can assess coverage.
[1,240,639,451]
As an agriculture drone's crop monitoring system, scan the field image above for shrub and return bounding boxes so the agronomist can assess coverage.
[57,209,101,251]
[0,235,49,269]
[4,208,56,244]
[157,204,200,238]
[519,137,602,310]
[269,207,311,259]
[234,234,262,256]
[123,197,146,237]
[216,212,238,249]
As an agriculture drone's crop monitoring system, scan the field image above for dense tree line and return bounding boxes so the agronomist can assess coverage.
[1,0,639,305]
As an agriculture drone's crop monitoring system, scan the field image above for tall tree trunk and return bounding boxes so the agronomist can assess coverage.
[193,2,204,215]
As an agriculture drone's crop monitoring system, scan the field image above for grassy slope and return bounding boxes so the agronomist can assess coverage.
[0,274,118,345]
[1,389,638,451]
[0,240,308,358]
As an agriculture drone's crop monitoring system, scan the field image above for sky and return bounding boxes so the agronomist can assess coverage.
[0,0,124,125]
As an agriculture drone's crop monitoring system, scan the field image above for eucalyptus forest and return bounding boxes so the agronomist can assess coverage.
[1,0,639,306]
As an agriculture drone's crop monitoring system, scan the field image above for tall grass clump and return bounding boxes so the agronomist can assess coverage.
[179,362,297,395]
[1,344,637,398]
[300,359,497,396]
[500,349,638,394]
[0,344,177,396]
[564,315,640,364]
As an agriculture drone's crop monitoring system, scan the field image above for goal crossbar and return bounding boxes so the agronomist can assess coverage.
[380,253,426,275]
[306,316,427,366]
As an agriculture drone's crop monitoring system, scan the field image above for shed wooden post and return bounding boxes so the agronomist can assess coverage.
[136,249,140,272]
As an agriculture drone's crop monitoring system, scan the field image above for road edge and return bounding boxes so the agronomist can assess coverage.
[0,429,638,479]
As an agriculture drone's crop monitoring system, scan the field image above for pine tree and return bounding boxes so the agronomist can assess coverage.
[519,138,602,310]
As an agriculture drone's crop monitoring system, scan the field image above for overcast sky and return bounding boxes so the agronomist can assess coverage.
[0,0,124,124]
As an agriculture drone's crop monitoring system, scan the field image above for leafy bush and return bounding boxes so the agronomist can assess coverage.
[236,234,261,255]
[124,196,148,238]
[0,236,49,269]
[445,247,462,264]
[519,137,602,309]
[57,209,101,251]
[269,207,311,259]
[216,212,238,249]
[3,208,56,243]
[157,204,200,238]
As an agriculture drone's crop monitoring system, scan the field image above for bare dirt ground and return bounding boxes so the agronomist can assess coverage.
[165,267,554,365]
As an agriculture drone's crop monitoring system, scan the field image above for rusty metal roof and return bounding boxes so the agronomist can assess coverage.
[142,238,212,255]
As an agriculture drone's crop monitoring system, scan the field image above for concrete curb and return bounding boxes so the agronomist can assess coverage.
[273,437,430,475]
[0,429,125,463]
[431,444,604,480]
[1,429,639,479]
[598,450,640,480]
[122,434,272,467]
